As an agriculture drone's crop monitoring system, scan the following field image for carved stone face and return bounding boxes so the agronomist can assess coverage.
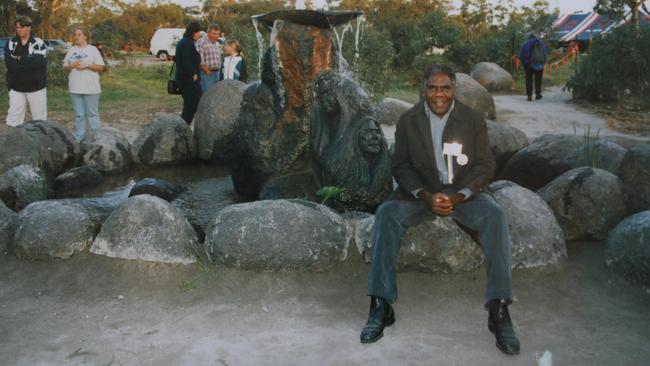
[359,119,382,154]
[317,78,339,114]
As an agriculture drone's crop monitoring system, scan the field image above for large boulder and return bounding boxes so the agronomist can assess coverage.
[0,201,17,254]
[376,98,413,126]
[500,134,579,191]
[354,214,482,273]
[194,80,247,162]
[605,211,650,286]
[54,165,103,192]
[80,127,132,175]
[490,180,567,268]
[0,124,43,175]
[129,178,185,201]
[618,144,650,214]
[0,164,49,211]
[13,201,95,260]
[538,167,627,240]
[18,120,80,175]
[486,121,529,174]
[579,140,627,175]
[90,195,198,264]
[455,73,496,120]
[470,62,514,92]
[131,114,195,167]
[205,200,351,271]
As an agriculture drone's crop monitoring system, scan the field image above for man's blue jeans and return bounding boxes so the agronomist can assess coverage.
[200,70,219,93]
[367,193,513,305]
[71,93,100,141]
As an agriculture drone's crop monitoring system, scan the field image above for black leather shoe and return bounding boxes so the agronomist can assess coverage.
[536,94,543,100]
[488,300,520,355]
[527,95,533,101]
[360,296,395,343]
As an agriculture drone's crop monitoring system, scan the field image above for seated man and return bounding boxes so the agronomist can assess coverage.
[360,64,520,355]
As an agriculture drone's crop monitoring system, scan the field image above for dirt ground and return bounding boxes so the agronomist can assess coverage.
[1,240,649,366]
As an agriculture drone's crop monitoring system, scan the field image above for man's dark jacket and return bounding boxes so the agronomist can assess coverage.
[4,36,47,92]
[392,99,495,199]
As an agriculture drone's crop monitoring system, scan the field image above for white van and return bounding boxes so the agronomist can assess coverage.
[149,28,184,60]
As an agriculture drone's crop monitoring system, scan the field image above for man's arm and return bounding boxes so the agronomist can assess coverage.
[4,40,23,72]
[197,39,210,75]
[20,39,46,70]
[392,115,426,193]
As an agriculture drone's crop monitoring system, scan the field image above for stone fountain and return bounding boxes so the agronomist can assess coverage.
[231,10,392,212]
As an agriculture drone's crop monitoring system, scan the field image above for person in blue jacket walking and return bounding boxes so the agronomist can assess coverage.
[519,33,548,101]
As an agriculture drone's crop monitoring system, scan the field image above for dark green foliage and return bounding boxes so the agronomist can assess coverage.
[46,49,67,88]
[566,25,650,106]
[340,23,395,98]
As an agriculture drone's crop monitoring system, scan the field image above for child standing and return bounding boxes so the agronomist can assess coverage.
[220,39,247,83]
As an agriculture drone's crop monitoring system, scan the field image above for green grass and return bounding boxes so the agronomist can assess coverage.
[0,63,179,114]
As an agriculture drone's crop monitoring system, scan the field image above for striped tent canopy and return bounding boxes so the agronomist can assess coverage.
[550,10,650,42]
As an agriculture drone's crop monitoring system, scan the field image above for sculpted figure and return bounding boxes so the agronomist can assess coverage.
[310,72,392,211]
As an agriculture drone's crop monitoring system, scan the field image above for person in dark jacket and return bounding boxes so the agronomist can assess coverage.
[4,15,48,126]
[519,33,548,101]
[175,22,202,124]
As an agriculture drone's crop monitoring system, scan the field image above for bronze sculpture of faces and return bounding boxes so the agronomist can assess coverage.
[358,118,382,155]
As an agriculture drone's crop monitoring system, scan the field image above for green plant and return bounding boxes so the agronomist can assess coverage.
[316,186,345,205]
[566,25,650,107]
[574,123,602,168]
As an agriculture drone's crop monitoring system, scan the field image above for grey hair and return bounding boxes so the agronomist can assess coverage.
[421,64,456,92]
[208,23,221,31]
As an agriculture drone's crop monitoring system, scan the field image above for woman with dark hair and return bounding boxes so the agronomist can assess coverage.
[175,22,202,124]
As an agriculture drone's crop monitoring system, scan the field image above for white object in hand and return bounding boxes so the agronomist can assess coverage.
[442,142,464,184]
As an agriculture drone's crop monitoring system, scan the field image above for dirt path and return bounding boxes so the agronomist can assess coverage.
[1,241,649,365]
[493,87,649,144]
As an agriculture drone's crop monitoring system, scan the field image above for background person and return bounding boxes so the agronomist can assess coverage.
[3,15,48,126]
[220,39,247,83]
[196,23,222,93]
[175,22,203,124]
[519,33,548,101]
[63,28,105,141]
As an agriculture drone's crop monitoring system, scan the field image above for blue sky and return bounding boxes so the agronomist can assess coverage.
[169,0,597,14]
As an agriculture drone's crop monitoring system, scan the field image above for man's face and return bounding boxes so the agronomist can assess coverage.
[15,23,31,38]
[207,29,220,43]
[359,119,382,154]
[425,72,455,117]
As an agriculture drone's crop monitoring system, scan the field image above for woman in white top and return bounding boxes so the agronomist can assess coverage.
[63,28,105,141]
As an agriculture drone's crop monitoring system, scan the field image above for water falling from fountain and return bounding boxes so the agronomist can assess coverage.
[331,22,353,75]
[269,19,284,47]
[354,15,365,63]
[252,18,266,74]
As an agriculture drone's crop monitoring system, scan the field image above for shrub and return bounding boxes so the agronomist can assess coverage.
[46,49,68,88]
[566,25,650,107]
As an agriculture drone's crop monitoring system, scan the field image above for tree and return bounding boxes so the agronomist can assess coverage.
[32,0,75,38]
[594,0,647,30]
[0,0,33,36]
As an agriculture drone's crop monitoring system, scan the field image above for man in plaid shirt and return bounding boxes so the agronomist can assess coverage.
[196,23,222,93]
